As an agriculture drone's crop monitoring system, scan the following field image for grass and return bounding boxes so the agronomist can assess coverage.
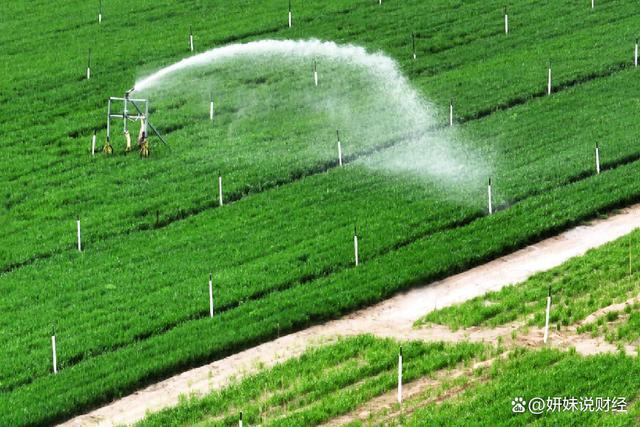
[417,230,640,332]
[135,336,640,426]
[4,0,640,424]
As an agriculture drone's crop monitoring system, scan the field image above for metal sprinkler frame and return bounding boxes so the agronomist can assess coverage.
[106,89,168,153]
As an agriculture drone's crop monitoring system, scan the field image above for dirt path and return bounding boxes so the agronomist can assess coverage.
[61,204,640,427]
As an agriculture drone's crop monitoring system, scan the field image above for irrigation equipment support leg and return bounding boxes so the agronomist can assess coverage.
[354,234,359,266]
[543,295,551,344]
[210,101,214,121]
[595,145,601,175]
[449,101,453,127]
[547,67,552,95]
[91,132,96,156]
[488,180,493,215]
[288,11,292,28]
[52,335,58,374]
[338,141,343,166]
[635,41,638,67]
[504,14,509,34]
[106,99,111,142]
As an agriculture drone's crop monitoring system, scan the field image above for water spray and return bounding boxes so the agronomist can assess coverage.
[91,130,96,156]
[412,32,416,60]
[504,6,509,34]
[595,142,601,175]
[635,39,638,67]
[397,346,403,404]
[87,49,92,80]
[218,175,224,206]
[98,0,103,23]
[208,273,214,317]
[543,286,552,344]
[313,59,318,86]
[487,178,493,215]
[288,0,292,28]
[337,130,343,166]
[51,326,58,374]
[547,62,552,96]
[189,26,194,52]
[353,225,359,266]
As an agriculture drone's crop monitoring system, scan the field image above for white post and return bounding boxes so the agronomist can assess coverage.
[547,65,552,95]
[98,12,102,23]
[189,27,194,52]
[397,347,403,404]
[51,334,58,374]
[488,178,493,215]
[77,219,82,252]
[218,176,223,207]
[449,100,453,127]
[239,412,243,427]
[91,131,96,156]
[354,227,359,267]
[313,60,318,87]
[412,33,416,60]
[209,100,215,121]
[209,273,214,318]
[543,288,551,344]
[504,9,509,34]
[595,143,601,175]
[87,49,91,80]
[288,1,292,28]
[591,0,594,9]
[379,0,382,4]
[635,40,638,67]
[337,130,343,166]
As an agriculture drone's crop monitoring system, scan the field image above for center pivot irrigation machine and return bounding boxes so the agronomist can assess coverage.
[105,89,168,157]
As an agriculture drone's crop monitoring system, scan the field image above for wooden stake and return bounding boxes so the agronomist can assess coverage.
[397,347,403,404]
[543,287,551,344]
[77,219,82,252]
[218,176,223,206]
[595,143,601,175]
[209,273,214,318]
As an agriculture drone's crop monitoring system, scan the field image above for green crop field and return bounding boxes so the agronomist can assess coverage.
[3,0,640,425]
[137,336,640,426]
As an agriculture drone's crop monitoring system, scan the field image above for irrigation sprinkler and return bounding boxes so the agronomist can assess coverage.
[635,39,638,67]
[504,6,509,35]
[209,273,214,318]
[543,287,552,344]
[91,130,96,156]
[354,225,359,266]
[547,62,552,95]
[218,175,224,206]
[449,100,454,127]
[106,90,167,155]
[189,26,194,52]
[337,130,343,166]
[288,0,292,28]
[412,32,417,60]
[397,347,403,404]
[595,143,601,175]
[487,178,493,215]
[313,59,318,87]
[98,0,102,23]
[76,219,82,252]
[51,327,58,374]
[239,412,243,427]
[209,94,215,121]
[87,49,92,80]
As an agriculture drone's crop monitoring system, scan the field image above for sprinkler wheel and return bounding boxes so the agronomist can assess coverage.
[103,142,113,155]
[139,140,150,158]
